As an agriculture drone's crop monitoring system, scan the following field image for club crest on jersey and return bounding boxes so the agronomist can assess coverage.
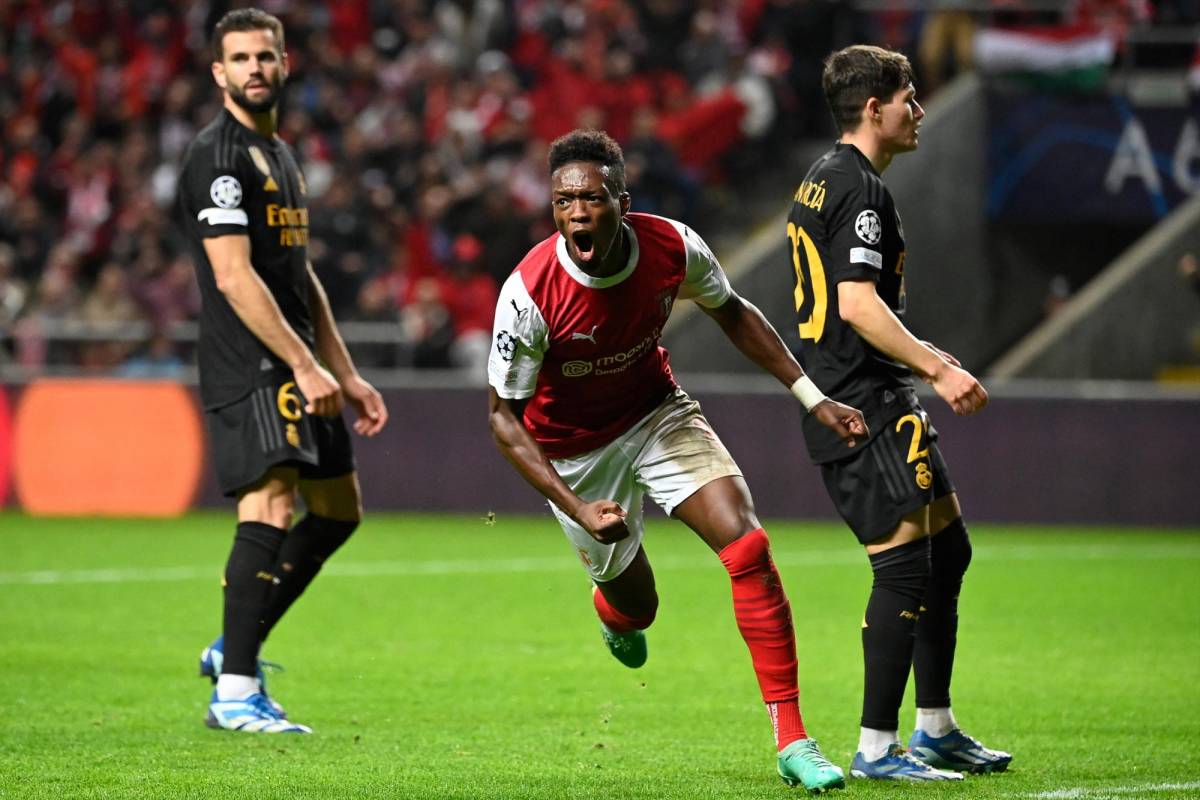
[249,146,279,192]
[854,210,881,245]
[656,290,674,319]
[210,176,242,209]
[496,331,517,362]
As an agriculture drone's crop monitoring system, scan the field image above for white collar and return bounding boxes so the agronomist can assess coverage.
[554,222,639,288]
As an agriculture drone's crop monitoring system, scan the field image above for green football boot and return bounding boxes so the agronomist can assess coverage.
[778,738,846,793]
[599,623,647,668]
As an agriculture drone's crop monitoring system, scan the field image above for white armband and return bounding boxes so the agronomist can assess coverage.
[789,375,828,411]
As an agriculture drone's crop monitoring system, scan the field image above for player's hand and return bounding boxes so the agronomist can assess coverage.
[811,399,869,448]
[574,500,630,544]
[294,360,344,417]
[929,362,988,416]
[340,373,389,436]
[922,340,961,368]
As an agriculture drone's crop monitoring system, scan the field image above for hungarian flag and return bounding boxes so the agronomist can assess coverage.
[974,24,1118,90]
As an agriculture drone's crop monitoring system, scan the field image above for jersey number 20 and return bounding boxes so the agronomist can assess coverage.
[787,222,828,342]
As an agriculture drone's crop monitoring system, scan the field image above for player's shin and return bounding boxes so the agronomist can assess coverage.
[718,529,806,750]
[859,537,931,755]
[221,522,287,693]
[259,514,358,639]
[913,518,971,734]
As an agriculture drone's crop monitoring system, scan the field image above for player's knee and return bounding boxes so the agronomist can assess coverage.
[237,482,297,529]
[931,517,971,582]
[868,536,932,602]
[717,527,770,577]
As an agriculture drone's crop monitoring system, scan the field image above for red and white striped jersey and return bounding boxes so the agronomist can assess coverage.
[488,212,732,459]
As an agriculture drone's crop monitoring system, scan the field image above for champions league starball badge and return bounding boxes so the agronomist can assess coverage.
[496,330,517,362]
[854,209,881,245]
[210,175,243,209]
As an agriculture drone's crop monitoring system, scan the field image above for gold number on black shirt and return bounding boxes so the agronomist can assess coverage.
[787,222,828,342]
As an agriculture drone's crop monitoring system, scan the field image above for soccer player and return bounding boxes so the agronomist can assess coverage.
[782,44,1012,780]
[178,8,388,734]
[487,129,868,791]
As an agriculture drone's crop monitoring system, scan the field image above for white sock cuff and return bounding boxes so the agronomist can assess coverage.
[216,673,260,701]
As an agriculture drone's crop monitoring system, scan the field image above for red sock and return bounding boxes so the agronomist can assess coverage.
[719,529,807,749]
[592,586,655,632]
[768,700,808,750]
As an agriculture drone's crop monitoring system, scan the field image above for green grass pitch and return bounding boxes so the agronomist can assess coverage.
[1,511,1197,799]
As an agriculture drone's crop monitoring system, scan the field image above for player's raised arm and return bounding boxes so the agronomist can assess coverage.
[487,389,629,543]
[203,234,342,417]
[699,292,868,446]
[837,280,988,415]
[306,264,387,436]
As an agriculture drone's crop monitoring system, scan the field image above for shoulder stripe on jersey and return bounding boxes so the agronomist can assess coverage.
[216,119,231,171]
[862,170,885,207]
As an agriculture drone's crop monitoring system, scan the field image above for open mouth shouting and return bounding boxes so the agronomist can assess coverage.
[571,229,596,264]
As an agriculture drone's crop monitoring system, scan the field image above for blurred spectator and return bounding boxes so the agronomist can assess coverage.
[441,233,499,380]
[0,244,29,350]
[118,330,188,379]
[918,2,976,94]
[1180,252,1200,298]
[13,248,83,368]
[77,261,145,370]
[401,277,455,368]
[1043,274,1073,318]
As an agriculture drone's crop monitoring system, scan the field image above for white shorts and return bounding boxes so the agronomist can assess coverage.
[548,388,742,583]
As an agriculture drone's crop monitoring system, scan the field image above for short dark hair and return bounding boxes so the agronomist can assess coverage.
[212,8,285,62]
[548,129,626,193]
[822,45,915,133]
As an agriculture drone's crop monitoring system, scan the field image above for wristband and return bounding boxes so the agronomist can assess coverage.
[789,375,827,411]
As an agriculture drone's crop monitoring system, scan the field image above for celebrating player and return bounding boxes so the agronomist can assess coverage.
[782,45,1011,780]
[178,8,388,734]
[487,129,867,791]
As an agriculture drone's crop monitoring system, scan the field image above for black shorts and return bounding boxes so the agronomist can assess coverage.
[205,379,356,497]
[819,407,956,544]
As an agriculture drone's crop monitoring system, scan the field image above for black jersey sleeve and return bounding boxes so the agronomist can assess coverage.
[180,143,253,240]
[825,178,886,284]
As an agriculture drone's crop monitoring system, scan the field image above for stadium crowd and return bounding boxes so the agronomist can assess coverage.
[0,0,1192,375]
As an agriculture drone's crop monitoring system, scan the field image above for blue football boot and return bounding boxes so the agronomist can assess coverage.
[205,689,310,734]
[199,635,287,717]
[908,728,1013,774]
[849,743,964,781]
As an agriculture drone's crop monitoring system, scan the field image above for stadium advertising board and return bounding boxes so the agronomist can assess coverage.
[12,380,203,516]
[987,89,1200,223]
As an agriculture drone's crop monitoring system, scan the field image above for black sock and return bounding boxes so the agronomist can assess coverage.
[223,521,287,676]
[914,518,972,709]
[260,514,358,639]
[861,536,931,731]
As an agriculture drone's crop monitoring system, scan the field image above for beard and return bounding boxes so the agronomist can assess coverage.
[229,77,281,114]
